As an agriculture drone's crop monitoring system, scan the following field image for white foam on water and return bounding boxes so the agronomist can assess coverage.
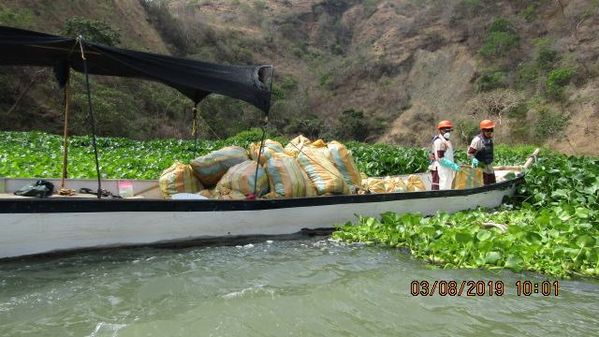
[88,322,127,337]
[222,285,275,299]
[107,296,122,306]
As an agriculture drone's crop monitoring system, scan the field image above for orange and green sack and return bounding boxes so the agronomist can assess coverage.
[453,167,483,189]
[249,139,285,165]
[296,147,349,195]
[284,135,312,157]
[362,176,407,193]
[159,162,202,198]
[327,140,362,187]
[190,146,248,187]
[384,176,407,192]
[406,175,426,192]
[216,160,269,197]
[265,153,317,198]
[361,177,386,193]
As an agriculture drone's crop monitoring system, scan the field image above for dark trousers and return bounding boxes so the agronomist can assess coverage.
[431,170,439,190]
[483,172,496,185]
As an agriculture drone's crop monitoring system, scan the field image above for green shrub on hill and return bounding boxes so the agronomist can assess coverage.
[536,46,559,70]
[284,117,324,140]
[546,67,575,100]
[534,107,569,139]
[0,5,33,28]
[139,0,188,55]
[515,63,539,90]
[521,4,537,22]
[479,18,520,59]
[475,71,507,92]
[62,17,121,46]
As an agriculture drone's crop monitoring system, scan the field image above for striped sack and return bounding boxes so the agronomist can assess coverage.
[453,167,483,189]
[361,177,386,193]
[284,135,312,157]
[384,176,407,192]
[159,162,202,199]
[327,140,362,187]
[216,160,269,197]
[297,147,349,195]
[406,175,426,192]
[265,153,317,198]
[190,146,248,187]
[249,139,285,165]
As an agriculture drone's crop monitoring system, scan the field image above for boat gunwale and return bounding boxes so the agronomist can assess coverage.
[0,175,524,213]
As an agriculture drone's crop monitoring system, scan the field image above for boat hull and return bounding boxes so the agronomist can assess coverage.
[0,177,521,259]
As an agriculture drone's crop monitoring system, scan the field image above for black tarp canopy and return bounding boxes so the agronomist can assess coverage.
[0,25,272,113]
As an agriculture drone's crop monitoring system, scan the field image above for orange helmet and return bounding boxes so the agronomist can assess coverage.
[480,119,496,130]
[437,120,453,130]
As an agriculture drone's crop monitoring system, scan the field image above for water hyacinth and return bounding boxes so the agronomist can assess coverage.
[333,207,598,278]
[334,149,599,279]
[0,130,279,180]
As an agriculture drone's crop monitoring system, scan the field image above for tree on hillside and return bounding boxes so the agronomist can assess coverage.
[62,17,120,46]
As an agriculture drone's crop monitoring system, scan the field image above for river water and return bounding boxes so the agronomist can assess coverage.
[1,238,598,337]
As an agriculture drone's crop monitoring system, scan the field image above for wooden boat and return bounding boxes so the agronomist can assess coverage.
[0,168,526,259]
[0,26,536,259]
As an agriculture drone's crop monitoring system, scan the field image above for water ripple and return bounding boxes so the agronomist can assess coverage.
[0,239,597,337]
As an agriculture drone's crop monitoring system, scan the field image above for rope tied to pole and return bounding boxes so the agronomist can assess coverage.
[250,116,268,199]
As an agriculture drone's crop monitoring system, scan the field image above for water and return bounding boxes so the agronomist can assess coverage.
[1,238,598,337]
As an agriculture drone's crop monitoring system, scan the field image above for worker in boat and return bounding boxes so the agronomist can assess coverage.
[430,120,460,190]
[468,119,496,185]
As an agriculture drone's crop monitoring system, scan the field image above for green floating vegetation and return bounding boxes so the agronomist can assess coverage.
[0,129,458,179]
[334,150,599,278]
[0,129,284,180]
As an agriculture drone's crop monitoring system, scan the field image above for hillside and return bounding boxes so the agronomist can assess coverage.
[1,0,598,155]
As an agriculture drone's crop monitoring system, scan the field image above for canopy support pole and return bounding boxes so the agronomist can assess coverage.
[60,76,70,193]
[78,37,103,199]
[192,103,198,155]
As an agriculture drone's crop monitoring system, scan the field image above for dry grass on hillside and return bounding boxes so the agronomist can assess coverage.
[2,0,598,155]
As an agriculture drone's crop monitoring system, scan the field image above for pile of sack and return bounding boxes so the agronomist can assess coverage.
[360,175,427,193]
[158,135,427,200]
[159,135,361,199]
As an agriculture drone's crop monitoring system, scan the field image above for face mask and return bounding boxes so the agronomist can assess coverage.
[443,132,451,139]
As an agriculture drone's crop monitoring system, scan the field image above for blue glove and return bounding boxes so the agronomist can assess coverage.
[471,157,479,168]
[440,158,460,171]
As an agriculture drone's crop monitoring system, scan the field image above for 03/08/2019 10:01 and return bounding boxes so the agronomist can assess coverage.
[410,280,559,297]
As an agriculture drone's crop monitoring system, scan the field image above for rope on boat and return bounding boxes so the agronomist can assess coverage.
[58,76,76,196]
[288,141,346,182]
[77,36,103,199]
[251,120,268,199]
[191,102,221,149]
